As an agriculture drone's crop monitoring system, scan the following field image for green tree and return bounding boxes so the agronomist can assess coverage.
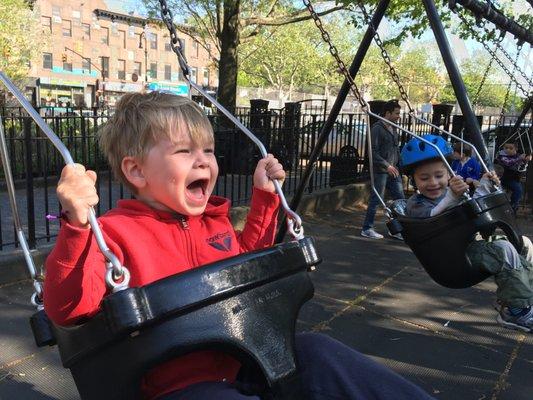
[0,0,48,92]
[144,0,345,111]
[238,16,356,101]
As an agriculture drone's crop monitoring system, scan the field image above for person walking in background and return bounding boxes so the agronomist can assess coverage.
[361,100,405,240]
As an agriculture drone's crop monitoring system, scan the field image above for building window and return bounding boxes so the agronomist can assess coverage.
[52,6,61,18]
[164,37,171,51]
[150,63,157,79]
[118,59,126,80]
[101,27,109,45]
[101,56,109,78]
[43,53,53,69]
[119,30,126,48]
[192,41,199,57]
[133,61,142,77]
[62,20,72,37]
[82,58,91,73]
[63,62,72,72]
[82,23,90,39]
[149,33,157,50]
[190,67,197,83]
[164,64,171,81]
[42,16,52,33]
[203,68,209,86]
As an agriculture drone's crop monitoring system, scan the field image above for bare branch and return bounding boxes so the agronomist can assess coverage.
[243,4,346,27]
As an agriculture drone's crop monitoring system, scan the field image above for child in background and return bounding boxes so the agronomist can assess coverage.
[496,142,531,213]
[451,143,481,185]
[401,135,533,333]
[44,92,434,400]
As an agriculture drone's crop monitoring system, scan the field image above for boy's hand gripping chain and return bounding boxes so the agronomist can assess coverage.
[158,0,304,240]
[0,72,130,292]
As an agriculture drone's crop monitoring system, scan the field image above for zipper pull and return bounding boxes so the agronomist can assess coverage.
[179,215,189,229]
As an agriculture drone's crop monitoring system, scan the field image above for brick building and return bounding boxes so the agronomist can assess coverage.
[29,0,217,108]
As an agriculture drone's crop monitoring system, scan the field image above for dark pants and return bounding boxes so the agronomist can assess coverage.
[159,333,434,400]
[502,180,522,212]
[363,173,405,231]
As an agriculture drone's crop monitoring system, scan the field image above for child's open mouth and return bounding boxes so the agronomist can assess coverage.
[185,179,209,204]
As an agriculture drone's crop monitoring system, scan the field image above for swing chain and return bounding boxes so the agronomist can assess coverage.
[471,33,505,106]
[159,0,190,79]
[302,0,366,108]
[498,44,522,125]
[354,1,413,113]
[454,10,530,97]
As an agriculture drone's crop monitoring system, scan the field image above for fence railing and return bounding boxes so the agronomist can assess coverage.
[0,106,530,251]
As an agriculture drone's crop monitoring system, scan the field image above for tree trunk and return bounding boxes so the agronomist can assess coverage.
[218,0,240,113]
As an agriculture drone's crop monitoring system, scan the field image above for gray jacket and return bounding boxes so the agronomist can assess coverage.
[370,121,400,173]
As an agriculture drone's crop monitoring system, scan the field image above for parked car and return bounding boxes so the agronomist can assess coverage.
[299,120,366,161]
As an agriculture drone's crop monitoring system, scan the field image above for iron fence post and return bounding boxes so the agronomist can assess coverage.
[24,117,36,249]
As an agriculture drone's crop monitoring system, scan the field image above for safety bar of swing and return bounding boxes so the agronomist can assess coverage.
[0,71,128,290]
[363,108,461,214]
[186,78,303,236]
[0,118,43,307]
[499,126,533,153]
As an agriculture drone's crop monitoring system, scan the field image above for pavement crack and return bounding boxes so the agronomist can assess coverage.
[356,304,533,367]
[0,354,35,371]
[311,267,409,332]
[490,334,526,400]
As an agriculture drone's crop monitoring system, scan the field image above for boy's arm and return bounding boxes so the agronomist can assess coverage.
[44,221,122,325]
[237,187,280,252]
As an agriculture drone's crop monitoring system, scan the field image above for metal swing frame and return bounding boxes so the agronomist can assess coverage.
[283,0,525,288]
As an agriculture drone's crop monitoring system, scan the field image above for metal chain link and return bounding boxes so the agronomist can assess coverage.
[454,10,531,97]
[303,0,367,108]
[471,32,505,105]
[485,27,533,87]
[499,45,522,124]
[159,0,190,78]
[354,1,414,112]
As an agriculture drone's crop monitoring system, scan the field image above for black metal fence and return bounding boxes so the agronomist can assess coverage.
[0,105,530,251]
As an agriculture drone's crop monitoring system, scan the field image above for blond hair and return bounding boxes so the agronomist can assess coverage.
[99,92,214,191]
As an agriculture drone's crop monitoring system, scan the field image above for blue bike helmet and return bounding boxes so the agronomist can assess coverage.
[400,135,452,173]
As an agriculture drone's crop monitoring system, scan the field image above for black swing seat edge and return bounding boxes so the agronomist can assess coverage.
[386,191,523,289]
[31,237,321,366]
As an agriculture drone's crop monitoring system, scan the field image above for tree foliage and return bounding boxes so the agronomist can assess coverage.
[0,0,48,89]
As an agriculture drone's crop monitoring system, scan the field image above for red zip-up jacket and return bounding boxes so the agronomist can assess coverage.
[44,188,280,399]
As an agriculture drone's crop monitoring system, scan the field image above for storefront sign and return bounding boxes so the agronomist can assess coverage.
[104,81,143,92]
[39,77,86,88]
[147,82,189,96]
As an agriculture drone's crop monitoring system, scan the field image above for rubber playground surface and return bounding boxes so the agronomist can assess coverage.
[0,205,532,399]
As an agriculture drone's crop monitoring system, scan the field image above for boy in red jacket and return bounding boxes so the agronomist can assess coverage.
[44,92,434,400]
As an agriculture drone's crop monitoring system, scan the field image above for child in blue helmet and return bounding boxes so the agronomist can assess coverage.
[400,135,533,333]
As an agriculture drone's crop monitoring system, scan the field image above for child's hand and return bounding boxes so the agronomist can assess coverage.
[449,175,469,197]
[253,154,286,193]
[465,177,474,185]
[57,164,98,228]
[482,171,500,186]
[524,154,532,162]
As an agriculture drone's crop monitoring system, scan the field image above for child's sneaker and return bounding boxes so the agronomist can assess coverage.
[496,306,533,333]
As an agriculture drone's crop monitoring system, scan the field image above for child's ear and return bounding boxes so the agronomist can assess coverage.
[121,156,146,190]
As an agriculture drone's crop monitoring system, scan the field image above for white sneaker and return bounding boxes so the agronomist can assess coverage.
[388,232,403,240]
[361,229,384,239]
